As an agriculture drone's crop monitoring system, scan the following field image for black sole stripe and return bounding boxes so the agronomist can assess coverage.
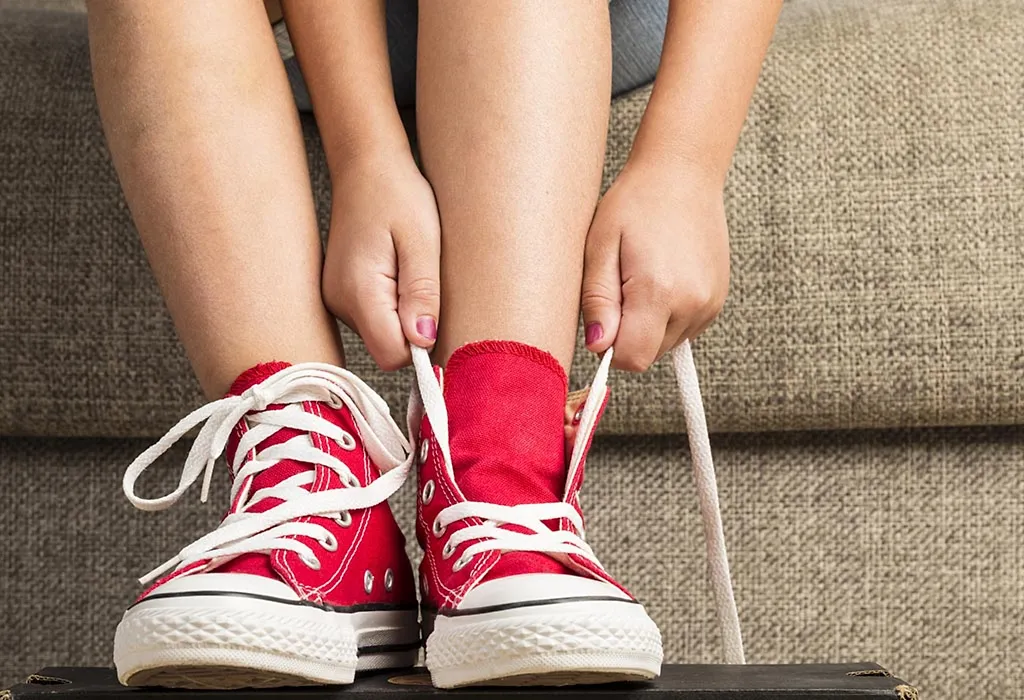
[130,590,419,614]
[428,595,641,618]
[357,641,422,657]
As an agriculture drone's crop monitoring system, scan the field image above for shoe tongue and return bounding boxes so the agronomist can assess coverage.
[444,341,569,506]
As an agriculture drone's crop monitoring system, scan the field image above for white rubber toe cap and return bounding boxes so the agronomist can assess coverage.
[456,573,632,611]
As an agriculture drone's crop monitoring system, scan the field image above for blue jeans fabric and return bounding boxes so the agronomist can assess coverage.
[284,0,667,112]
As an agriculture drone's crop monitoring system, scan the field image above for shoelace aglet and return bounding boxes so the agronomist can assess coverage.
[199,457,216,503]
[138,554,182,587]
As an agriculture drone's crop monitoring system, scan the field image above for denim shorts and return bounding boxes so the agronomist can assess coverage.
[275,0,667,112]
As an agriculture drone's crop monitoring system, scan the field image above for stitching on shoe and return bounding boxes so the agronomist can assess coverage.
[304,402,336,598]
[308,401,371,599]
[277,402,329,601]
[421,439,461,606]
[423,432,499,607]
[319,438,371,597]
[455,547,497,606]
[420,435,486,607]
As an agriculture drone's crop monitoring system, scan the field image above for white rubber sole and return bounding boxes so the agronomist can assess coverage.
[424,598,663,688]
[113,593,419,689]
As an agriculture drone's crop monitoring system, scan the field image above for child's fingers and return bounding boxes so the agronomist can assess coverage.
[356,292,412,372]
[393,225,440,350]
[612,276,672,373]
[329,269,411,371]
[657,316,693,362]
[581,220,623,354]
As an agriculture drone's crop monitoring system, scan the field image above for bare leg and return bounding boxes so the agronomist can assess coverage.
[87,0,342,398]
[417,1,612,370]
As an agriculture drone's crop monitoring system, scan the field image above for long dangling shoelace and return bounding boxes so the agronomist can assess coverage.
[671,342,745,664]
[123,363,412,586]
[410,341,744,664]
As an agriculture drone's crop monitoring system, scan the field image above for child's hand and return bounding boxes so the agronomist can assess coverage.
[581,159,730,371]
[322,150,441,371]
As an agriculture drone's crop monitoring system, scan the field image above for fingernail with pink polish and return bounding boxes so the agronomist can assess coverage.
[585,322,603,346]
[417,316,437,341]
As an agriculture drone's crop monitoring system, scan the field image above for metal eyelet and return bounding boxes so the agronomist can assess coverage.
[452,555,471,573]
[418,440,430,464]
[364,570,374,594]
[384,568,394,592]
[320,533,338,552]
[338,432,356,450]
[573,407,584,424]
[442,541,455,559]
[301,554,321,570]
[432,517,447,538]
[335,511,352,527]
[327,394,344,409]
[421,479,435,505]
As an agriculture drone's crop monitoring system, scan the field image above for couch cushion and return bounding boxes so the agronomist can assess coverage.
[0,2,1021,438]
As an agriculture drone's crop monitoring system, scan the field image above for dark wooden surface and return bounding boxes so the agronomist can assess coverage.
[5,664,917,699]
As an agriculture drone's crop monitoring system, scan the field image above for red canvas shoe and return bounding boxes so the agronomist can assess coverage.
[409,341,663,688]
[113,362,418,689]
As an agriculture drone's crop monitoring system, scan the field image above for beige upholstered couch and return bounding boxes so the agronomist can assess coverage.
[1,2,1022,698]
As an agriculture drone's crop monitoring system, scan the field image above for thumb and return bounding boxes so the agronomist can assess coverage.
[581,219,622,354]
[394,227,441,349]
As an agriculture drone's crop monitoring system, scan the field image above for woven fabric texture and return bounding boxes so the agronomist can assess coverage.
[1,428,1021,698]
[1,2,1022,439]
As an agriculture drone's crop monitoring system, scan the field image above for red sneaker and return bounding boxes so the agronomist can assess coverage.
[410,341,663,688]
[113,362,418,689]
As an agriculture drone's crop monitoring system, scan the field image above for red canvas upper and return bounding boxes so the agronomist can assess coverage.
[444,341,569,508]
[140,362,415,609]
[444,341,572,579]
[416,341,629,610]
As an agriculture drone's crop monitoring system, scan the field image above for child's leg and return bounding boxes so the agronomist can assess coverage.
[87,0,341,398]
[416,1,612,371]
[410,12,667,688]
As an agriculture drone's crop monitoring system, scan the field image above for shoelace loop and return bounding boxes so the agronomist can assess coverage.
[433,500,599,570]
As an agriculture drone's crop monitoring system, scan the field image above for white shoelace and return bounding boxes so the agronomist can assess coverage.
[410,341,744,664]
[672,342,745,664]
[123,363,412,586]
